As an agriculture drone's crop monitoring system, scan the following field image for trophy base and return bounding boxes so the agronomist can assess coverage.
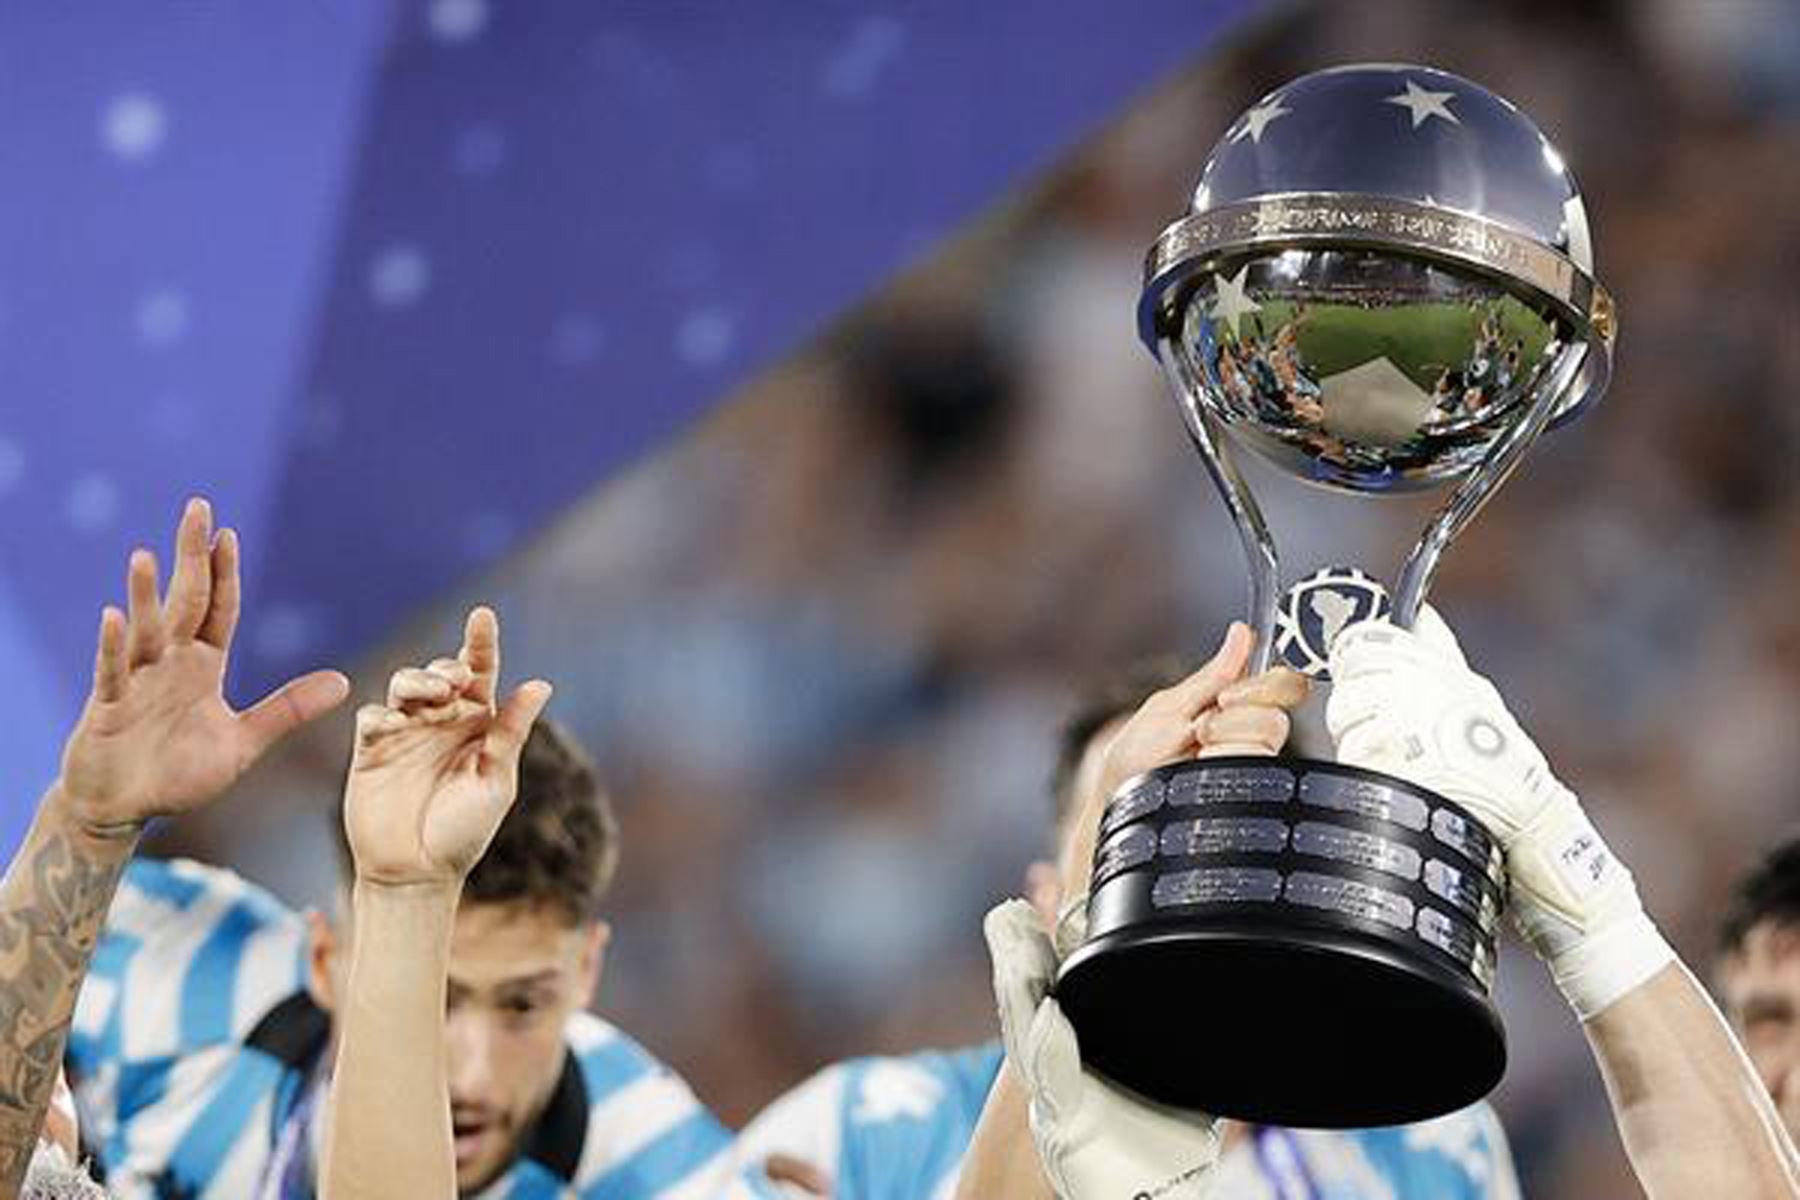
[1055,756,1508,1129]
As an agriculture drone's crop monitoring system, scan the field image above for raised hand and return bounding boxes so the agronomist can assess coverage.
[1326,607,1670,1018]
[56,498,350,838]
[343,607,552,888]
[1092,624,1309,805]
[985,900,1219,1200]
[1059,625,1309,895]
[0,502,348,1192]
[1326,611,1800,1199]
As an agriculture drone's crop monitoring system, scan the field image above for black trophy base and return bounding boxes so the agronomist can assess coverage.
[1055,756,1508,1129]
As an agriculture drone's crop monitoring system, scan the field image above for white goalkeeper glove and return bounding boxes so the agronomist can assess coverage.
[1326,608,1674,1019]
[984,898,1219,1200]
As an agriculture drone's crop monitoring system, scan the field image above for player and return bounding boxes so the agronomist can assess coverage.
[961,612,1800,1198]
[318,610,774,1199]
[1718,834,1800,1140]
[0,499,350,1197]
[736,624,1520,1198]
[68,623,751,1193]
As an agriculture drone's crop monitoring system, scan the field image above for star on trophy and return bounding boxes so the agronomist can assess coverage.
[1054,64,1616,1128]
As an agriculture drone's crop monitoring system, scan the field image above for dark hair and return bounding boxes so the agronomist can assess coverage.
[336,718,620,924]
[1050,657,1191,830]
[1719,833,1800,957]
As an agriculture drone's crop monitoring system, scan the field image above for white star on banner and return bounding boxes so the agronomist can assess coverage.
[1386,79,1459,128]
[1232,97,1291,144]
[1209,266,1261,339]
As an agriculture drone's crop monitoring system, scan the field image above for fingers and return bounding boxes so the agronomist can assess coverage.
[1328,608,1506,752]
[1023,997,1084,1122]
[1104,720,1206,790]
[1407,603,1467,668]
[460,606,500,707]
[90,606,128,704]
[162,497,214,642]
[353,697,488,743]
[364,632,525,759]
[1217,666,1310,713]
[357,614,532,773]
[426,657,472,688]
[388,667,457,709]
[762,1155,832,1198]
[985,900,1058,1063]
[1194,704,1290,758]
[385,647,478,712]
[1331,618,1459,684]
[355,702,409,746]
[196,528,241,650]
[404,695,491,729]
[240,669,351,758]
[484,680,553,771]
[1323,676,1388,752]
[124,549,165,666]
[1144,623,1254,719]
[1333,719,1401,775]
[1200,667,1307,757]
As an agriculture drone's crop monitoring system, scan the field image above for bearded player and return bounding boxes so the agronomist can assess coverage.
[315,610,776,1199]
[65,589,753,1197]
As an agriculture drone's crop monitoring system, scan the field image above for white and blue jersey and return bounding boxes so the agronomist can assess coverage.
[732,1042,1520,1200]
[1208,1115,1521,1199]
[734,1045,1003,1200]
[67,858,769,1199]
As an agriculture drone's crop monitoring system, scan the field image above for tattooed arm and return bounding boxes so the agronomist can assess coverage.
[0,797,137,1188]
[0,499,347,1197]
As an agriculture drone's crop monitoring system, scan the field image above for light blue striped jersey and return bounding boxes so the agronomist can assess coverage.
[731,1042,1520,1199]
[735,1045,1002,1200]
[68,858,772,1199]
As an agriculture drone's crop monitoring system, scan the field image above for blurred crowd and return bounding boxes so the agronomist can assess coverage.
[150,1,1800,1194]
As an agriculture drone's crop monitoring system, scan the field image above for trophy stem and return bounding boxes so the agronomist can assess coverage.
[1159,336,1281,673]
[1393,340,1592,627]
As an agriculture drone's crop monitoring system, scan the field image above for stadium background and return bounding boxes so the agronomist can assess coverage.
[4,1,1799,1194]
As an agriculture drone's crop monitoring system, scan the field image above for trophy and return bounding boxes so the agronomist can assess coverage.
[1054,64,1616,1128]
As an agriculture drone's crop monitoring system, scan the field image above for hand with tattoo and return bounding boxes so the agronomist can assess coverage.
[55,498,350,841]
[0,499,348,1197]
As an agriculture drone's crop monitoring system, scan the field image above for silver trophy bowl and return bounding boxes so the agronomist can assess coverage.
[1173,248,1577,492]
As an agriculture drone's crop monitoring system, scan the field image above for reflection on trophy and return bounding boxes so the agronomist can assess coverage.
[1055,64,1616,1127]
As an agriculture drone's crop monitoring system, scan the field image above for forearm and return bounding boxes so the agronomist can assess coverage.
[954,1066,1055,1200]
[1585,961,1800,1198]
[0,786,137,1193]
[322,881,460,1200]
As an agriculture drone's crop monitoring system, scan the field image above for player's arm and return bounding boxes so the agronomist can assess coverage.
[1329,612,1800,1199]
[320,608,551,1200]
[1584,963,1798,1195]
[954,1066,1050,1200]
[0,499,347,1195]
[958,625,1307,1200]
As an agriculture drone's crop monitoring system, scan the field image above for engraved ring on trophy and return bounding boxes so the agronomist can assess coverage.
[1054,64,1616,1128]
